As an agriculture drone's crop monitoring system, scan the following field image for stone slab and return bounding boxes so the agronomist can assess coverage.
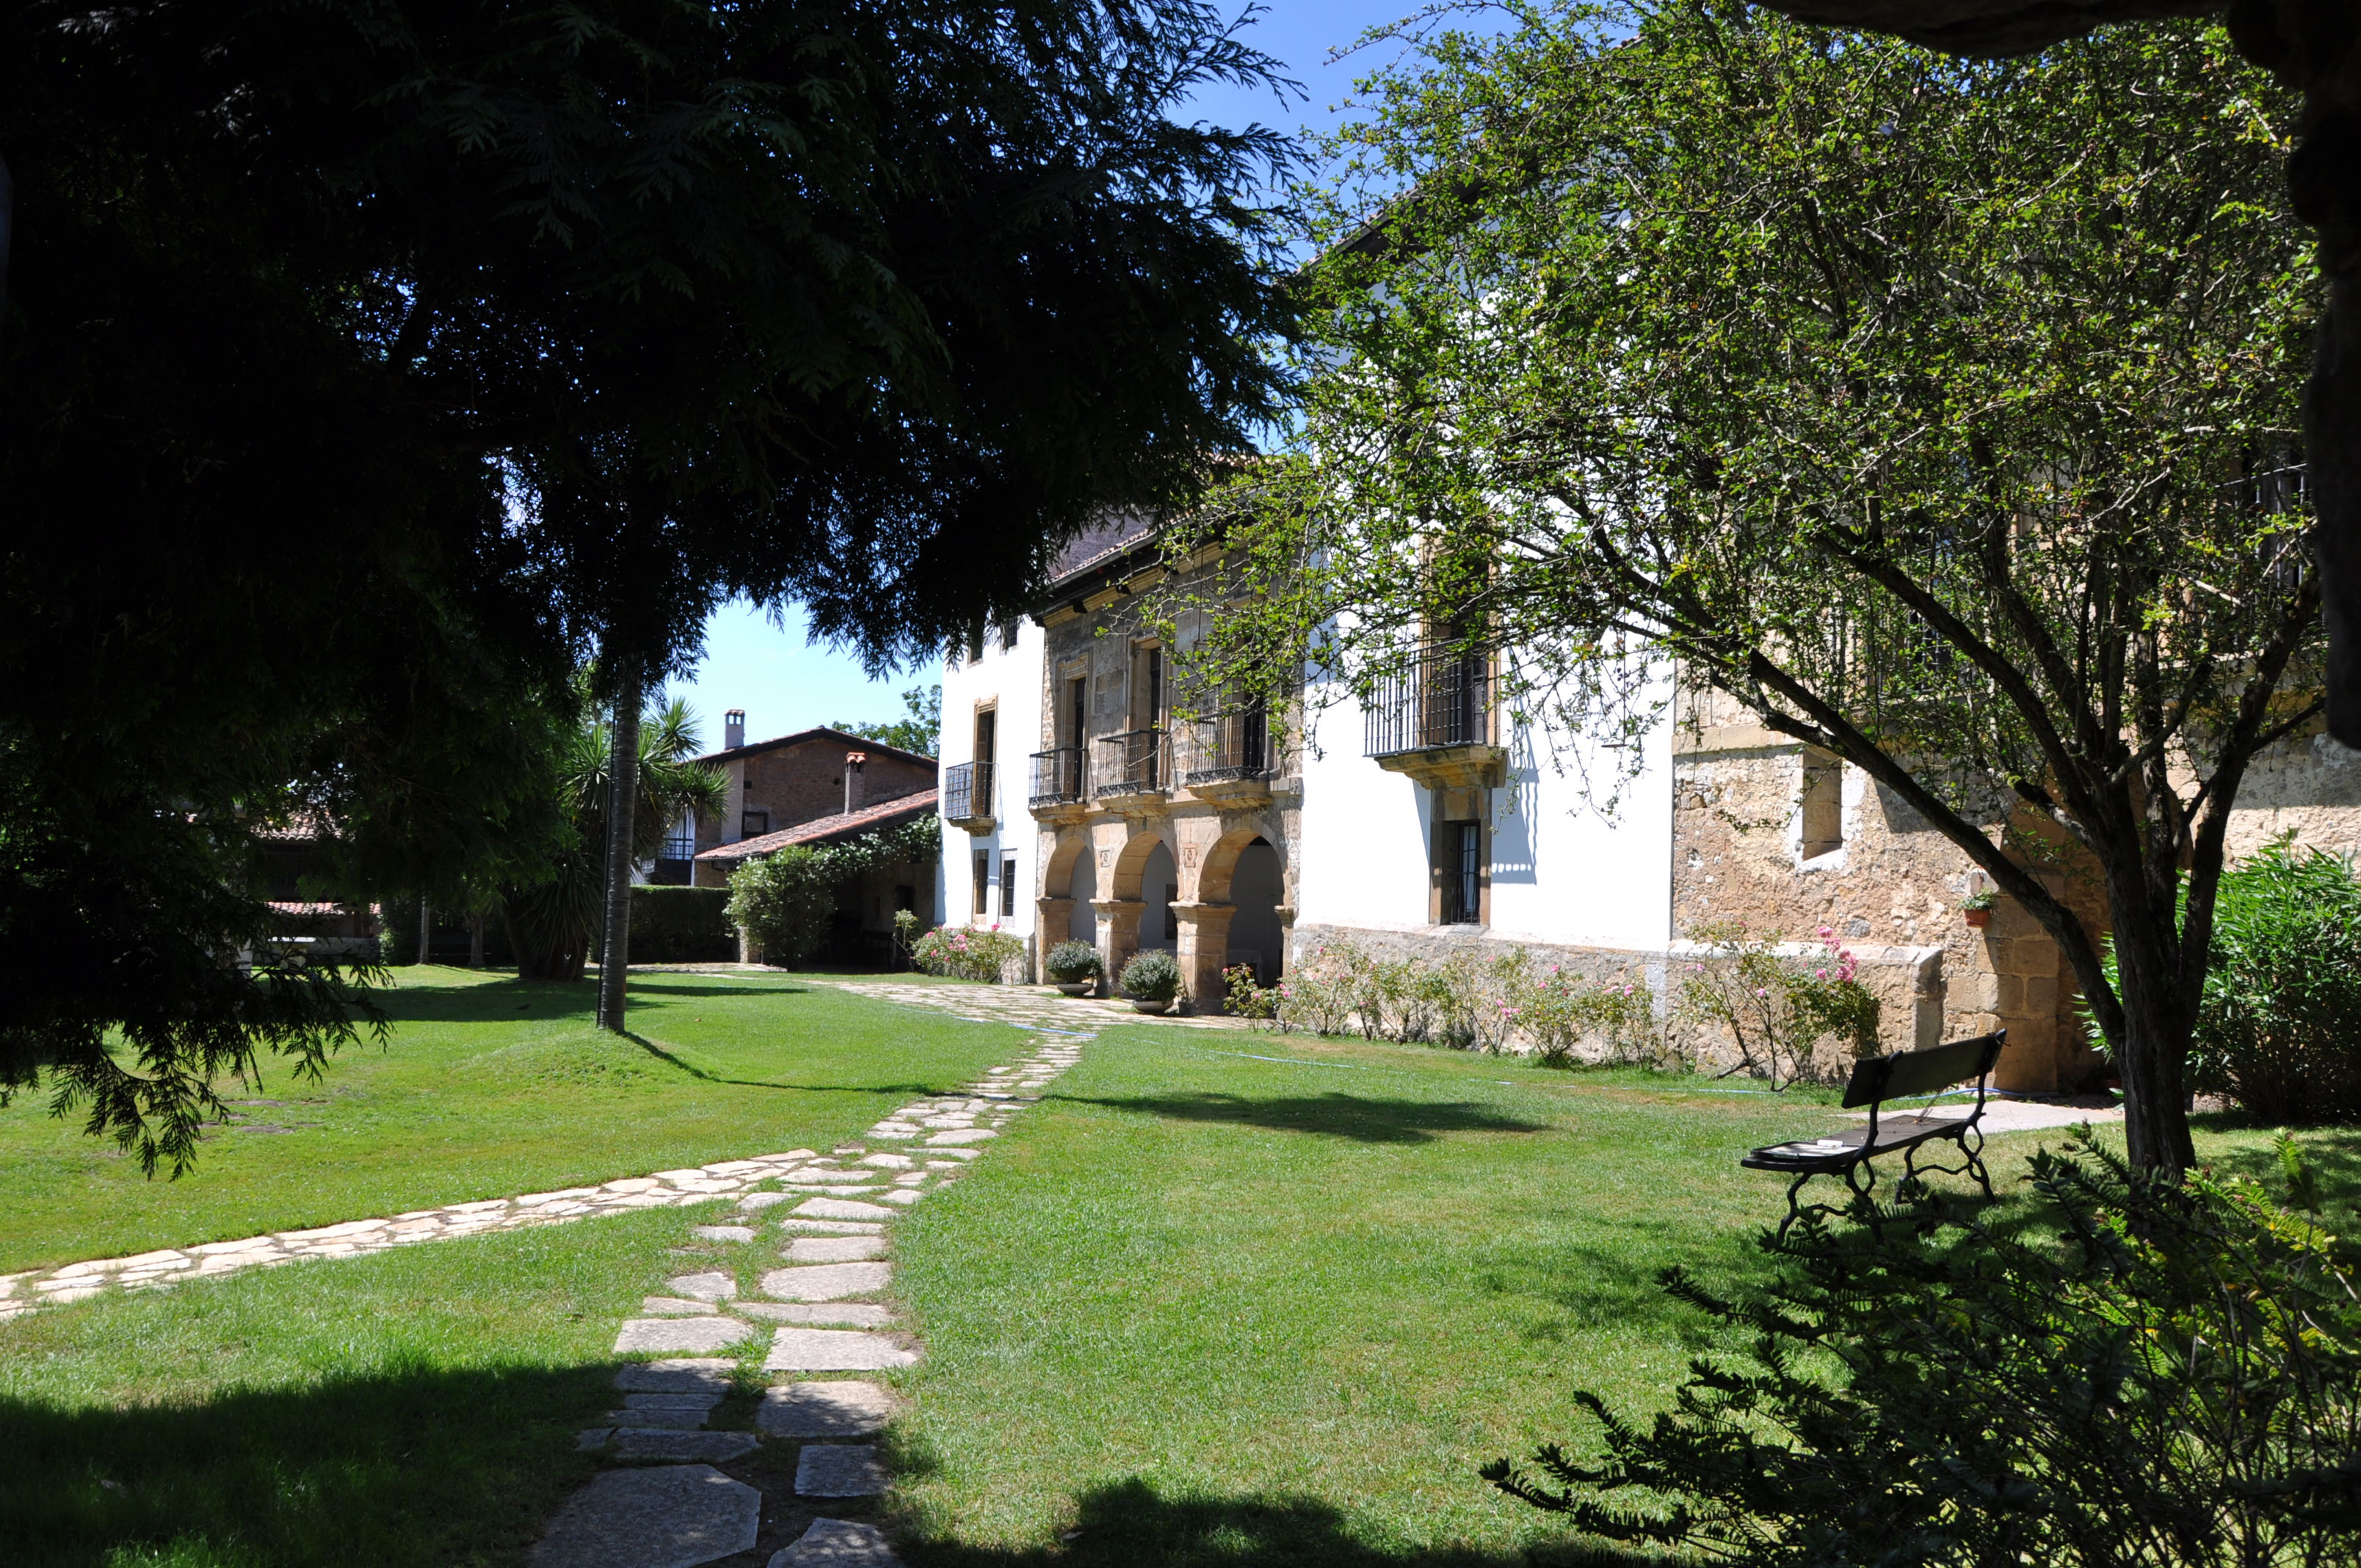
[766,1518,904,1568]
[691,1226,755,1243]
[529,1464,760,1568]
[758,1263,891,1301]
[794,1444,889,1497]
[613,1358,733,1394]
[764,1329,918,1371]
[667,1271,737,1302]
[609,1429,761,1462]
[739,1192,797,1211]
[878,1190,923,1207]
[784,1237,889,1263]
[739,1301,895,1329]
[624,1391,724,1411]
[757,1381,894,1437]
[601,1405,708,1429]
[793,1199,896,1222]
[642,1296,721,1316]
[778,1220,884,1235]
[615,1317,758,1354]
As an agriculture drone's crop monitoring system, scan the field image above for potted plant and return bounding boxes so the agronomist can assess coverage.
[1119,948,1183,1014]
[1959,889,1998,928]
[1045,940,1104,996]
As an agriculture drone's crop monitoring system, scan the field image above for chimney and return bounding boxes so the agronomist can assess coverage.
[724,708,745,750]
[844,752,868,816]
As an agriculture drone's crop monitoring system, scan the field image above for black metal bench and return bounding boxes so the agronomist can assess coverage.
[1741,1028,2006,1235]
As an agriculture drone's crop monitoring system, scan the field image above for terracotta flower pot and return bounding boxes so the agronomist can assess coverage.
[1964,908,1992,929]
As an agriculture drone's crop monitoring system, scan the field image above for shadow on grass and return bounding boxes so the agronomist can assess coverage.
[899,1476,1664,1568]
[0,1362,615,1568]
[366,979,812,1026]
[1068,1092,1546,1144]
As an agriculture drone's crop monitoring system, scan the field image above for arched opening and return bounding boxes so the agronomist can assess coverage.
[1227,837,1285,981]
[1139,841,1178,952]
[1067,841,1098,943]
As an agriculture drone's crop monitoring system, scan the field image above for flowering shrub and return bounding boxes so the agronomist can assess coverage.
[910,923,1026,982]
[1223,964,1279,1019]
[1675,923,1880,1088]
[1120,948,1182,1003]
[1516,965,1663,1068]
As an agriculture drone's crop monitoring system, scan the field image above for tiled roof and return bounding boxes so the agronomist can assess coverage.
[1044,510,1158,591]
[694,725,937,769]
[694,788,939,862]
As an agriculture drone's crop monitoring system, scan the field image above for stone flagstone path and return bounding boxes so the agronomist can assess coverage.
[538,1023,1092,1568]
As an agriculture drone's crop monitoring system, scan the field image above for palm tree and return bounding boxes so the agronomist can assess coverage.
[504,694,724,982]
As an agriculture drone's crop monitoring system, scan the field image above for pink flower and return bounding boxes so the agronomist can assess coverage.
[1815,968,1829,980]
[1818,926,1833,940]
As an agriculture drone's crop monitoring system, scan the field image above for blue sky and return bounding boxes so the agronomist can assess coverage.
[664,1,1469,749]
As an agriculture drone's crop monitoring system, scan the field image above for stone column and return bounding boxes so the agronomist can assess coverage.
[1169,901,1236,1015]
[1092,899,1145,997]
[1974,886,2061,1092]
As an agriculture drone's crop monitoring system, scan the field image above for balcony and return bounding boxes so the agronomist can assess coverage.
[1178,708,1274,805]
[1364,647,1506,791]
[943,761,996,833]
[1028,747,1089,821]
[1092,727,1169,810]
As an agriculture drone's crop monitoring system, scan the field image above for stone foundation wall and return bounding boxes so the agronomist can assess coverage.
[1289,922,1940,1078]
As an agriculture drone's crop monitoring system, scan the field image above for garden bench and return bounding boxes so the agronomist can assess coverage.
[1741,1028,2006,1236]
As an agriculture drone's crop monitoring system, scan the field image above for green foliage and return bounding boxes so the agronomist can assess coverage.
[725,815,939,969]
[1485,1129,2361,1567]
[2186,838,2361,1123]
[621,888,735,964]
[1045,940,1105,983]
[1517,968,1661,1070]
[1167,0,2319,1171]
[502,694,726,981]
[1119,948,1183,1003]
[910,925,1027,982]
[1222,963,1279,1019]
[834,686,943,757]
[726,849,835,969]
[1677,924,1880,1088]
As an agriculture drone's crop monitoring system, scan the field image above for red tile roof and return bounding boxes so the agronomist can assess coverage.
[694,788,939,862]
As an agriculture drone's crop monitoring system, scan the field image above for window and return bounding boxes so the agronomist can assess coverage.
[1134,644,1165,731]
[1001,854,1018,918]
[1440,821,1483,925]
[741,809,770,839]
[1066,675,1088,748]
[1000,618,1019,651]
[965,624,985,663]
[1799,751,1843,860]
[973,853,990,917]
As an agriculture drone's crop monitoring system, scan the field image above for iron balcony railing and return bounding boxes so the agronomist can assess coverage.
[943,760,995,821]
[1365,646,1494,757]
[1179,708,1272,785]
[658,834,697,862]
[1092,727,1168,796]
[1029,747,1087,807]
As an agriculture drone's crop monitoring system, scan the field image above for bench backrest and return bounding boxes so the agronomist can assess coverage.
[1839,1029,2006,1110]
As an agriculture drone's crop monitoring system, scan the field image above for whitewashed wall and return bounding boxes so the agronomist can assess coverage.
[934,623,1047,937]
[1294,666,1675,954]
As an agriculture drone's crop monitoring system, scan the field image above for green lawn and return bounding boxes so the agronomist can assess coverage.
[0,967,1018,1273]
[881,1026,2361,1568]
[6,981,2353,1568]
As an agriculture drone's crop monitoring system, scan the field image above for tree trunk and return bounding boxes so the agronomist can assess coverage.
[2314,278,2361,746]
[469,910,485,969]
[417,901,432,967]
[2102,867,2198,1180]
[596,664,642,1032]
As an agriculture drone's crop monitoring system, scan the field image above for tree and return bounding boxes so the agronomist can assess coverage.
[835,687,944,758]
[2,0,1300,1125]
[1744,0,2361,758]
[1187,5,2315,1177]
[504,695,726,984]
